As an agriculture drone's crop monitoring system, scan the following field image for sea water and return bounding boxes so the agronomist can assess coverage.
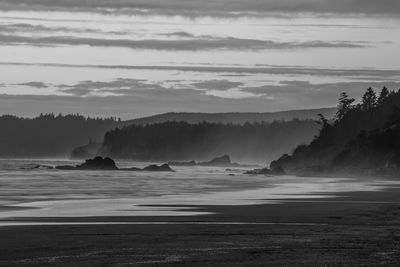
[0,159,392,220]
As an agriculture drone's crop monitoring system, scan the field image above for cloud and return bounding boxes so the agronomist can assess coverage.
[58,78,256,102]
[3,79,400,119]
[17,81,48,88]
[0,34,368,51]
[0,90,264,119]
[0,92,281,120]
[61,88,92,96]
[242,80,400,101]
[2,62,399,79]
[0,23,129,36]
[59,79,157,96]
[161,32,196,38]
[191,80,244,91]
[0,0,399,16]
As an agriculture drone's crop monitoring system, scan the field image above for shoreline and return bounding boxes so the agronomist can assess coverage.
[1,186,400,223]
[0,175,392,220]
[1,188,400,265]
[1,176,400,266]
[1,188,400,266]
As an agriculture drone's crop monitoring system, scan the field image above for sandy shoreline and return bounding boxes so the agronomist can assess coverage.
[1,187,400,266]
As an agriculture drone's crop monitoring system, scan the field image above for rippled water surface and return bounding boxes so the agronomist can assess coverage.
[0,159,394,219]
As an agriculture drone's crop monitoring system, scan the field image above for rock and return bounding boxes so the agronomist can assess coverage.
[168,160,197,166]
[198,155,232,166]
[56,156,118,170]
[169,156,252,168]
[245,168,269,175]
[143,164,174,172]
[245,166,285,176]
[56,157,175,172]
[78,157,118,170]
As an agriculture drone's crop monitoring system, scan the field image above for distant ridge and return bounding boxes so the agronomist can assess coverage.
[0,108,335,159]
[126,108,336,125]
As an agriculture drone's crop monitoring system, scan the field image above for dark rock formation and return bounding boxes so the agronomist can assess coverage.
[56,156,118,170]
[198,155,235,167]
[79,157,118,170]
[56,157,174,172]
[245,166,285,176]
[143,164,174,172]
[169,156,254,168]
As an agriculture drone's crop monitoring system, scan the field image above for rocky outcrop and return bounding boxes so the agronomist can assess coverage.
[169,155,256,168]
[245,166,285,176]
[79,157,118,170]
[120,164,174,172]
[56,156,118,170]
[143,164,174,172]
[56,157,174,172]
[198,155,238,167]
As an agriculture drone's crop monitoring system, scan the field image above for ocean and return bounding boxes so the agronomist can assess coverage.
[0,159,392,220]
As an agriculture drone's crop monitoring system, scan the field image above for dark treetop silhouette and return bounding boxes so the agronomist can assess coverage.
[270,87,400,177]
[0,114,121,158]
[99,119,320,163]
[0,109,332,160]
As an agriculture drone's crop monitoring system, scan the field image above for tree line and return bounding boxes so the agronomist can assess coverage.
[0,113,121,157]
[271,87,400,176]
[101,119,320,163]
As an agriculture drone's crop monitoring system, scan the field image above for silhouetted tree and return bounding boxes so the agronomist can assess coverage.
[361,87,377,110]
[271,86,400,174]
[102,119,320,162]
[0,114,121,157]
[336,92,355,121]
[377,86,389,106]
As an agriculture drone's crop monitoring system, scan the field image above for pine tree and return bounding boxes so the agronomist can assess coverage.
[361,87,377,110]
[377,86,389,106]
[336,92,355,121]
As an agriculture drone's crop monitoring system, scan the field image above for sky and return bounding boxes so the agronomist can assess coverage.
[0,0,399,119]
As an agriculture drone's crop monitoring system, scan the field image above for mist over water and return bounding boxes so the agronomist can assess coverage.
[0,159,393,220]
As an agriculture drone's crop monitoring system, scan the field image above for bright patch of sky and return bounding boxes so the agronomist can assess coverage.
[0,4,399,118]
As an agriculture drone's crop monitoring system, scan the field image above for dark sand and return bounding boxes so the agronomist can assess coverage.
[1,188,400,266]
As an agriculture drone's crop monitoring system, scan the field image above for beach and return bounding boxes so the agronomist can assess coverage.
[1,160,400,266]
[1,189,400,266]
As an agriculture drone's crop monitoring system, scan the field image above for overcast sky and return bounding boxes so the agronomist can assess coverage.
[0,0,399,119]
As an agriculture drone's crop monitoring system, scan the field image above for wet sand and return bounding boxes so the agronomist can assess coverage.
[1,188,400,266]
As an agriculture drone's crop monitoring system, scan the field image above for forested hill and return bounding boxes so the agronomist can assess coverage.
[0,109,334,159]
[99,119,320,164]
[126,108,336,125]
[0,114,122,158]
[271,87,400,177]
